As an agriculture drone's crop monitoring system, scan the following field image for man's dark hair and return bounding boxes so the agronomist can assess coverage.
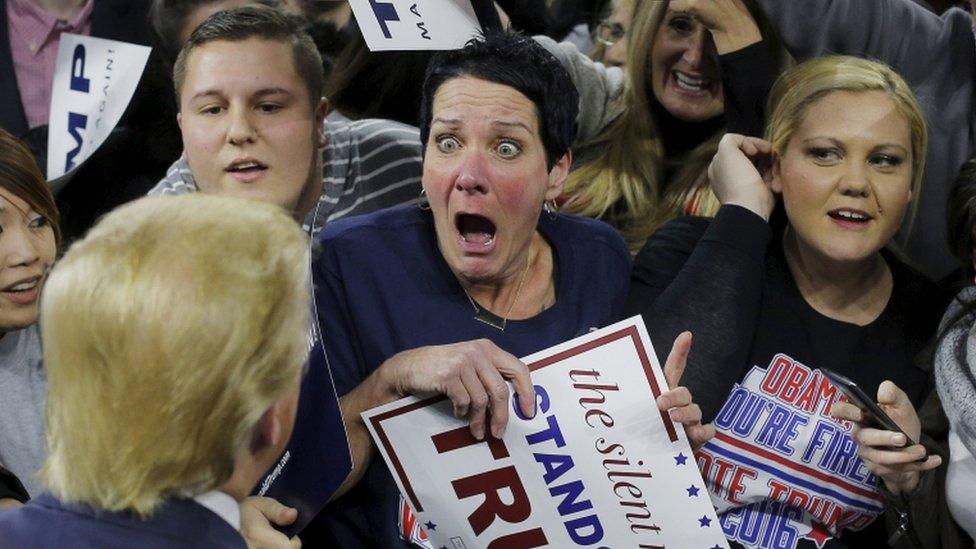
[419,31,579,170]
[172,5,324,108]
[149,0,285,63]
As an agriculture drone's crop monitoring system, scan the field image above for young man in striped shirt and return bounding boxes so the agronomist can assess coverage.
[149,4,422,232]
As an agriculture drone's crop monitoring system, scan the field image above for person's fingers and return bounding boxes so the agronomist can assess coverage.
[240,497,299,549]
[474,357,511,438]
[877,380,910,407]
[670,403,703,425]
[739,137,773,157]
[246,497,298,526]
[689,423,716,451]
[664,331,692,388]
[485,342,536,419]
[830,401,864,423]
[459,364,488,440]
[855,427,910,449]
[444,376,471,420]
[658,386,692,410]
[856,440,928,466]
[289,536,302,549]
[867,454,942,476]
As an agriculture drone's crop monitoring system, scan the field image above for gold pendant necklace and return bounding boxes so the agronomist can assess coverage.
[463,257,531,331]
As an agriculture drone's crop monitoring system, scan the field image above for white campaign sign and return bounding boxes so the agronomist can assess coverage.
[46,33,151,183]
[364,316,729,549]
[348,0,481,51]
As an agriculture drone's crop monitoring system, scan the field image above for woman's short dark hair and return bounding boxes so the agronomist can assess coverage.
[420,31,579,170]
[149,0,285,63]
[172,5,324,108]
[0,130,61,247]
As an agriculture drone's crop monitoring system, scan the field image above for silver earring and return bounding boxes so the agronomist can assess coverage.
[543,200,557,220]
[418,187,430,211]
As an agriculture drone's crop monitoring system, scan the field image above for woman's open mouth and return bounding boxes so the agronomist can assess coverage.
[828,208,874,230]
[670,70,717,97]
[1,276,42,306]
[455,213,497,251]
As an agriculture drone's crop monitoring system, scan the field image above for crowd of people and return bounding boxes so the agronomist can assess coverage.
[0,0,974,548]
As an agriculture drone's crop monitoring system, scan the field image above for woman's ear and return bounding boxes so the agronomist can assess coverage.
[545,150,572,201]
[769,155,783,194]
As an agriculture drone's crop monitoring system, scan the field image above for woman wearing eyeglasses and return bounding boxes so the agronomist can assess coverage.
[590,0,634,67]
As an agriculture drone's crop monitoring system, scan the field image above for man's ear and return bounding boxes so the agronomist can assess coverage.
[177,111,183,132]
[251,405,283,454]
[314,97,329,149]
[544,150,572,202]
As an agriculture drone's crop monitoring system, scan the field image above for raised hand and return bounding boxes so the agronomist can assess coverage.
[708,133,776,221]
[657,331,716,451]
[668,0,762,54]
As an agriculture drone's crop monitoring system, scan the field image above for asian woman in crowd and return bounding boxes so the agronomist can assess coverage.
[629,56,946,548]
[539,0,784,254]
[303,31,714,547]
[0,194,311,548]
[0,128,60,504]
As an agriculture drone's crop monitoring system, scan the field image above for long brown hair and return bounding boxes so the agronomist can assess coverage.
[0,129,62,247]
[562,0,783,255]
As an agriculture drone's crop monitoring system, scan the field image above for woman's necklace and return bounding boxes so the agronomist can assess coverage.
[463,257,531,331]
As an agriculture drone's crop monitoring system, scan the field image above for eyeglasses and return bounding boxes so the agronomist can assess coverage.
[595,20,626,47]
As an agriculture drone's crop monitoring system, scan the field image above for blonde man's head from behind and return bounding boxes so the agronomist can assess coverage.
[40,194,310,516]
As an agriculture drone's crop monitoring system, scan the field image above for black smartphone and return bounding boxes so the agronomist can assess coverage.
[820,367,919,447]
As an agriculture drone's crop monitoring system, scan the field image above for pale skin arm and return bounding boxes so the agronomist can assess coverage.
[830,381,942,494]
[669,0,763,54]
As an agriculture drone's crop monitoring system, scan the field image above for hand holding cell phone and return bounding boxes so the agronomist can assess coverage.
[822,369,941,495]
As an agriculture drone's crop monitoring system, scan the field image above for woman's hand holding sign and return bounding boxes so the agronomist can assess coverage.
[657,332,716,452]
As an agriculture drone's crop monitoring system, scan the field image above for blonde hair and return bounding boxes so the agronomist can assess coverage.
[564,0,782,255]
[766,55,927,235]
[39,194,311,516]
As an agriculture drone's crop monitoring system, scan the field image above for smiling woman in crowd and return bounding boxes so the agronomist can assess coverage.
[301,31,713,547]
[539,0,783,254]
[628,56,946,548]
[0,128,60,504]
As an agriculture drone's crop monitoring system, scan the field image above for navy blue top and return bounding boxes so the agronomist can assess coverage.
[0,493,245,549]
[302,205,630,547]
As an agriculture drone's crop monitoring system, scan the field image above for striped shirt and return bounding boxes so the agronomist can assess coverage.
[149,117,424,234]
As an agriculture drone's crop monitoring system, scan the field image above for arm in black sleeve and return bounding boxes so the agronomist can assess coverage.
[720,40,777,137]
[627,205,772,420]
[0,465,29,503]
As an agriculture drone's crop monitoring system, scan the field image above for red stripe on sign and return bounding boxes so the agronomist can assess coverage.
[369,394,447,512]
